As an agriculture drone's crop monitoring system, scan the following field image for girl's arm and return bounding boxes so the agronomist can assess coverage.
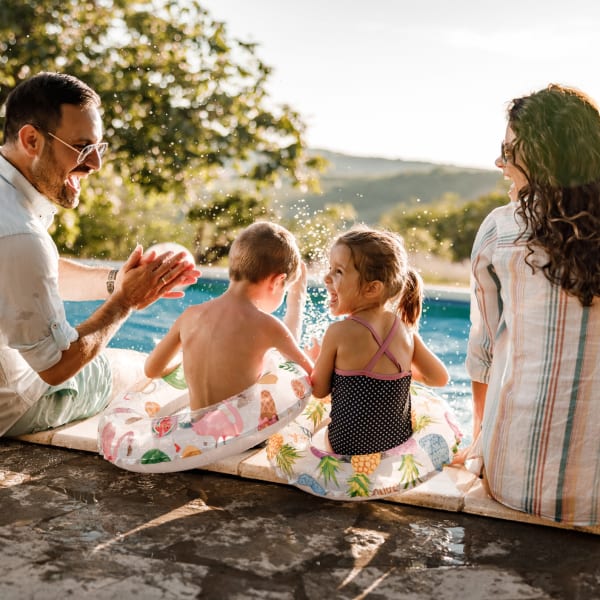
[309,325,338,398]
[144,315,183,379]
[410,332,449,387]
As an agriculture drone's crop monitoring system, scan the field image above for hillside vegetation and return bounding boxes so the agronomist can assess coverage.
[281,149,504,224]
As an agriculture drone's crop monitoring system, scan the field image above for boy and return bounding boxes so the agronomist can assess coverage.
[145,222,313,411]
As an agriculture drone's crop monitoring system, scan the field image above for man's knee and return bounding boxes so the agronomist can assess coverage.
[104,348,150,400]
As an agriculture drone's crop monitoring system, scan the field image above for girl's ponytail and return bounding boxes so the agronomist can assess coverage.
[398,267,423,327]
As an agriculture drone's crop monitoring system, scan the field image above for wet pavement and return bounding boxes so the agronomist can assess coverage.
[1,439,599,600]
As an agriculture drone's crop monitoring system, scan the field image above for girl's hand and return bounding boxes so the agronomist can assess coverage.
[305,336,321,361]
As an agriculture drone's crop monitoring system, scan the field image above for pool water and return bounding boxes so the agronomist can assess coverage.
[65,278,473,440]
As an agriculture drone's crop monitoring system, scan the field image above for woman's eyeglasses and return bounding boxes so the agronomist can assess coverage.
[46,131,108,165]
[501,141,514,164]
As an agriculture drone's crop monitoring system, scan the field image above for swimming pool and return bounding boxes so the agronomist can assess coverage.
[65,277,473,441]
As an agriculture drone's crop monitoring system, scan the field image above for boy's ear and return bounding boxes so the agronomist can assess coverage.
[267,272,287,291]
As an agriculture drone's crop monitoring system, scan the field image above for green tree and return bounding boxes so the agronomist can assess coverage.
[188,190,272,264]
[51,163,197,258]
[381,191,508,261]
[0,0,324,257]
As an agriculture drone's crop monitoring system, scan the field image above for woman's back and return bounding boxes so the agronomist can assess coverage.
[468,202,600,525]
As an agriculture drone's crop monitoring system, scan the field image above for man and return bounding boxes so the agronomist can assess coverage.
[0,72,199,436]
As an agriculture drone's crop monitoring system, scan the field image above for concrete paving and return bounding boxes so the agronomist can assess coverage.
[1,439,599,600]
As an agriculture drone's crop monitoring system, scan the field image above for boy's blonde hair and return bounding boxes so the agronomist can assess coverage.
[229,221,300,283]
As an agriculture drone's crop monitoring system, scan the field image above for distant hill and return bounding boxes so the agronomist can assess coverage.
[311,149,439,177]
[281,149,505,223]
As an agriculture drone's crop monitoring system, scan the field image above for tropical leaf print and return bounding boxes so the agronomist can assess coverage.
[302,398,326,429]
[278,361,301,373]
[412,414,437,433]
[317,455,342,486]
[275,443,303,478]
[398,454,422,488]
[347,473,371,497]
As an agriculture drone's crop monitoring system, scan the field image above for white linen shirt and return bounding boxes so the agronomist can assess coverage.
[0,154,79,434]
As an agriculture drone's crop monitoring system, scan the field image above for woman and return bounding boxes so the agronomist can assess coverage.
[465,84,600,526]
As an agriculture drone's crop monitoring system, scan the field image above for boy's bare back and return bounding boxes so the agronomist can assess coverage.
[178,289,283,410]
[144,221,314,412]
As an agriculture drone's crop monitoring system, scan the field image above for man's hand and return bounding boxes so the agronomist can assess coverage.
[113,245,200,310]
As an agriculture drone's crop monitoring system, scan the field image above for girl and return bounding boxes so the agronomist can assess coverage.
[309,226,448,455]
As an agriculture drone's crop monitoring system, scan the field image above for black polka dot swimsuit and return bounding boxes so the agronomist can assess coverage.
[328,314,412,455]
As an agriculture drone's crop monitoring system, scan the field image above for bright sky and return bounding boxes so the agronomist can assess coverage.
[200,0,600,170]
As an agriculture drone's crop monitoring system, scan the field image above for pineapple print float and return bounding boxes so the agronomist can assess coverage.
[347,453,381,497]
[265,381,463,501]
[267,433,304,478]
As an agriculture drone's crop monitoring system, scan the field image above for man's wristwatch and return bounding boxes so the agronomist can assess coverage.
[106,269,119,294]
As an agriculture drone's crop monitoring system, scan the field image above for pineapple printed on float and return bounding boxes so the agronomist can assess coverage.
[267,382,463,500]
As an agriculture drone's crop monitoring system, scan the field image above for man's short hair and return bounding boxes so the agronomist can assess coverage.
[2,72,100,143]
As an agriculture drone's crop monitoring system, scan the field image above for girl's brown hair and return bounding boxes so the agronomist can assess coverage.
[335,226,423,327]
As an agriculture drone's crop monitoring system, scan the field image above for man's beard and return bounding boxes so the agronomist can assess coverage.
[31,148,81,209]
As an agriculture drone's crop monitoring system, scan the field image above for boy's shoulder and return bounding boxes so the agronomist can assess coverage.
[180,297,218,320]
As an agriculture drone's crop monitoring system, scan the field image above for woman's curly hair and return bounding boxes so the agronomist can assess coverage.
[508,84,600,306]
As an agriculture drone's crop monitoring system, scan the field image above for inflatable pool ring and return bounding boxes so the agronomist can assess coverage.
[98,354,311,474]
[266,382,463,500]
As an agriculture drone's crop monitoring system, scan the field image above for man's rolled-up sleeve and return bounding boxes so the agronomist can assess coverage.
[0,233,79,373]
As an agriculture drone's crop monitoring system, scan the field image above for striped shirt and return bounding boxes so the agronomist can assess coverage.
[466,202,600,526]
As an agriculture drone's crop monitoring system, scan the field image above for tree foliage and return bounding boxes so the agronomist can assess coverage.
[188,190,273,265]
[0,0,325,258]
[380,192,509,261]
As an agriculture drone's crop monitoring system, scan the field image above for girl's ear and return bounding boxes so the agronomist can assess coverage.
[364,280,384,298]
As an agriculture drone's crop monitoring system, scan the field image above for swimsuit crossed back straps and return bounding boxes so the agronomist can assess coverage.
[328,314,413,455]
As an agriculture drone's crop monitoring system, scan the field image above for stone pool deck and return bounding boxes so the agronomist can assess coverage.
[12,414,600,537]
[2,432,600,599]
